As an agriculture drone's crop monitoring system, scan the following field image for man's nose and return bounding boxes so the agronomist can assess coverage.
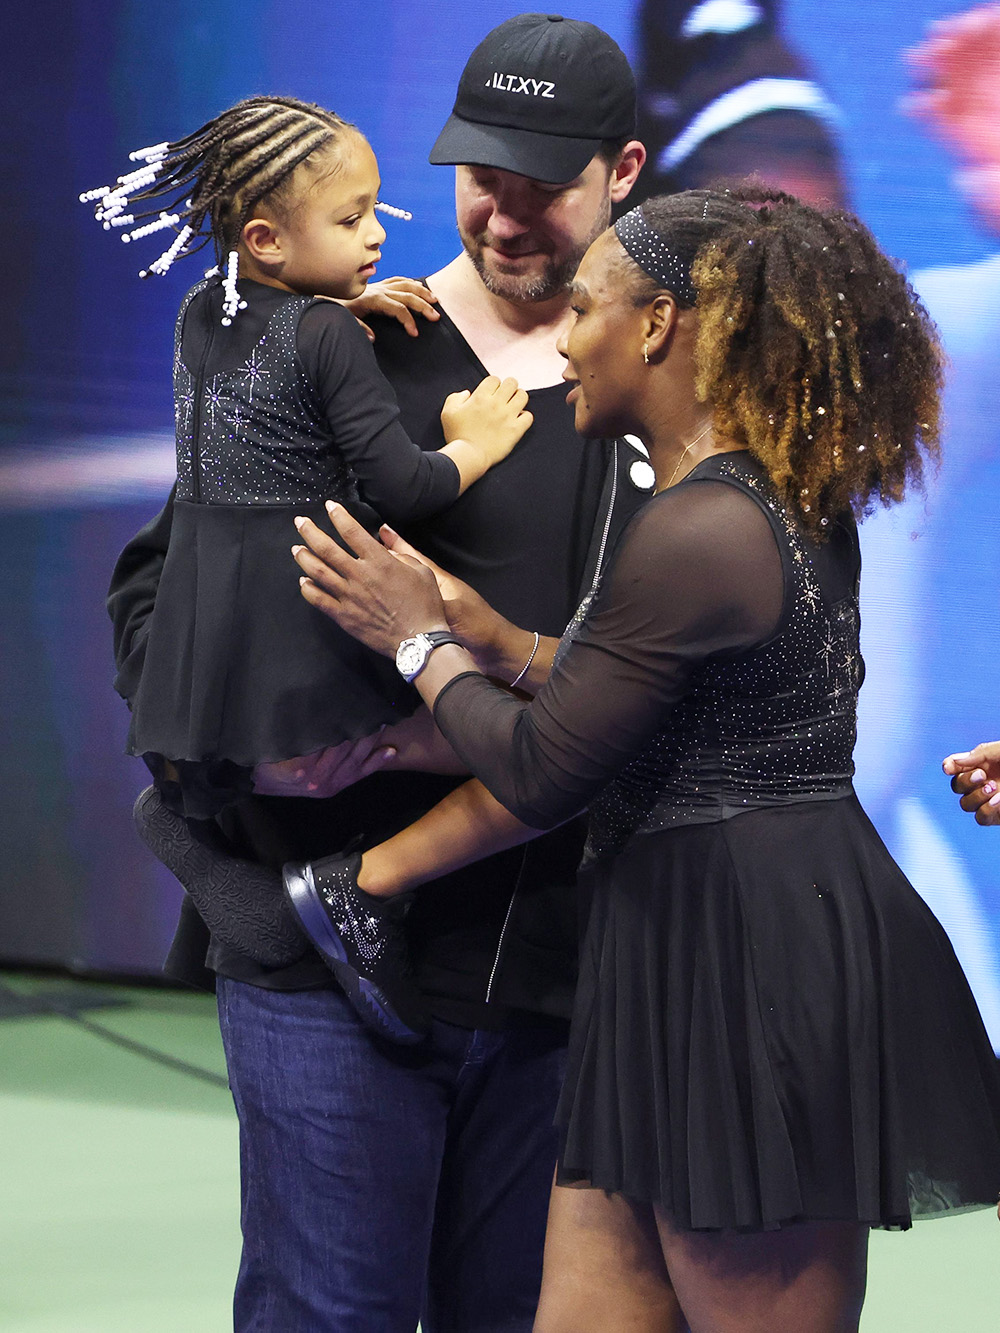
[488,187,535,236]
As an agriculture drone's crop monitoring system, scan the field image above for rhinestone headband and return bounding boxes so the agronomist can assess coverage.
[613,207,697,306]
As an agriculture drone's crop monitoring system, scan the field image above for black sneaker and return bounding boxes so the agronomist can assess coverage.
[282,854,429,1045]
[133,786,307,967]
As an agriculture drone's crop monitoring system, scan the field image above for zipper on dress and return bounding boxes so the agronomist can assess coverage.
[189,309,218,503]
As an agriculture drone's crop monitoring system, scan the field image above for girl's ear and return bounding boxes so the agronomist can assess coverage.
[242,217,283,266]
[643,292,680,361]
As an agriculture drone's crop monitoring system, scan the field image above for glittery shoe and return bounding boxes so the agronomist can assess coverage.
[282,853,429,1044]
[133,786,308,967]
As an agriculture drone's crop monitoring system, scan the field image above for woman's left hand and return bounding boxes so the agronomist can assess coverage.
[292,503,448,657]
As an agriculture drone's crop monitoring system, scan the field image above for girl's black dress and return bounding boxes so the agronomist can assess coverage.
[432,450,1000,1230]
[127,277,462,817]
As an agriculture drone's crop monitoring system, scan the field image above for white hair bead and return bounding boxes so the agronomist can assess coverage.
[128,141,170,163]
[221,249,243,325]
[374,201,413,221]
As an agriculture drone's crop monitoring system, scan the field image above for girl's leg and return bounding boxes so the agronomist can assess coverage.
[654,1209,869,1333]
[534,1180,686,1333]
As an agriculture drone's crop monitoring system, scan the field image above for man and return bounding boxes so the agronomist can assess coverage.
[109,15,646,1331]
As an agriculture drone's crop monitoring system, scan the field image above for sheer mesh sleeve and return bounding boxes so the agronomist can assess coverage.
[432,478,785,828]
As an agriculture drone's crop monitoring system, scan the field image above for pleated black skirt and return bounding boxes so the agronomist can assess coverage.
[127,499,417,817]
[556,795,1000,1231]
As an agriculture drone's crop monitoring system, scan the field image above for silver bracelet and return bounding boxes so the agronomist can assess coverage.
[509,631,540,689]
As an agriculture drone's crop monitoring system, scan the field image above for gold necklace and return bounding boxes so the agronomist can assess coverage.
[662,420,715,490]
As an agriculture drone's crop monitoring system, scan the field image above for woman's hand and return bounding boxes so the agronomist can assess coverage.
[377,525,514,673]
[292,503,448,656]
[342,277,440,340]
[253,731,397,798]
[942,740,1000,826]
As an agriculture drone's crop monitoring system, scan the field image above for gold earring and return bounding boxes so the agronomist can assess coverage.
[642,343,650,365]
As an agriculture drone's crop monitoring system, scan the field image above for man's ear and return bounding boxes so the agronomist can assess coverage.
[643,292,680,360]
[242,216,284,268]
[609,140,647,205]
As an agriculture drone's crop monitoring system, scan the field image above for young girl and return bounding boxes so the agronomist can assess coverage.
[87,96,531,824]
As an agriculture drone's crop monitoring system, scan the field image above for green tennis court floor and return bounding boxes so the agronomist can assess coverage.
[0,969,995,1331]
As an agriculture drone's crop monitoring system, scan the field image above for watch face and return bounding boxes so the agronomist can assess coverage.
[395,636,427,680]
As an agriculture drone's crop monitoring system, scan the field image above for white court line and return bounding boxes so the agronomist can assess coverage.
[0,435,175,509]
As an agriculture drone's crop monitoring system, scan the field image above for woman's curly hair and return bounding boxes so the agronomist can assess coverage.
[621,188,943,534]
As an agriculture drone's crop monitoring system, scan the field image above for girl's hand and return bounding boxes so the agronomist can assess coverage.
[440,375,532,464]
[292,503,448,657]
[343,277,440,340]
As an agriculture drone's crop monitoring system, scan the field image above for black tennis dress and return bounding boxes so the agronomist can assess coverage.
[127,277,463,817]
[432,450,1000,1230]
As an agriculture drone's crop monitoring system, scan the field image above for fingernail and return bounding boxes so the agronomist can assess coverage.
[299,576,308,586]
[983,782,996,795]
[294,516,306,530]
[989,792,1000,807]
[326,500,339,513]
[291,544,303,555]
[971,769,986,783]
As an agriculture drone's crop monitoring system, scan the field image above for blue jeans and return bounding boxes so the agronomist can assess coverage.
[216,977,567,1332]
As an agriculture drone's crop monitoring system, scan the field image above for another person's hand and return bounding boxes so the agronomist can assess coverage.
[252,730,398,798]
[293,503,448,656]
[942,740,1000,826]
[905,5,1000,226]
[342,276,440,340]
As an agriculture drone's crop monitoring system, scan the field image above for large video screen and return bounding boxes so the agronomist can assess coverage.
[2,0,998,1049]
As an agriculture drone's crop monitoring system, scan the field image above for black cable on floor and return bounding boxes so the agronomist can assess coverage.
[0,980,230,1090]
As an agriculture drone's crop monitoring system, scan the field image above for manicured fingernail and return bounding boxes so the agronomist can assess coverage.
[971,769,986,783]
[299,576,308,586]
[989,792,1000,807]
[983,782,996,795]
[291,544,303,555]
[326,501,339,513]
[294,516,306,529]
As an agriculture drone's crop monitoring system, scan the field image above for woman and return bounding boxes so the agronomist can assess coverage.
[289,189,1000,1331]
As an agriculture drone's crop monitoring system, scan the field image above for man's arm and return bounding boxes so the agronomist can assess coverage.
[107,486,175,702]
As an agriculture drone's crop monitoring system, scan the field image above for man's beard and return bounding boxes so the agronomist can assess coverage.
[460,201,611,303]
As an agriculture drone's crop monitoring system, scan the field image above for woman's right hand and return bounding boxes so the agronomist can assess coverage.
[440,375,532,466]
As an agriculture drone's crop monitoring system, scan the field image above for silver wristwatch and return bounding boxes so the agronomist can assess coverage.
[395,631,462,682]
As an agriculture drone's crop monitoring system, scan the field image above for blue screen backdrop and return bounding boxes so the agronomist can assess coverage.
[1,1,997,1048]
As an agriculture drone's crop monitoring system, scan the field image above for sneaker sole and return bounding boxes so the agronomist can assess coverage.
[282,865,426,1045]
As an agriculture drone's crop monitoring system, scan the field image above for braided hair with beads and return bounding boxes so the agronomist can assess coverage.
[81,96,409,319]
[613,187,943,536]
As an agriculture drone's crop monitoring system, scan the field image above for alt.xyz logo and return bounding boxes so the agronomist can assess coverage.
[486,72,556,97]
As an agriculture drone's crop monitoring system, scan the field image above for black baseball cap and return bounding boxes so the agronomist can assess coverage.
[429,14,636,184]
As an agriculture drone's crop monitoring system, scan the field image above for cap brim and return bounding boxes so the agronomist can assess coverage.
[429,114,602,185]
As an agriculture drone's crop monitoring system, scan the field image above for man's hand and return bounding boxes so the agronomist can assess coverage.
[942,740,1000,826]
[253,731,397,798]
[292,503,448,657]
[343,277,440,340]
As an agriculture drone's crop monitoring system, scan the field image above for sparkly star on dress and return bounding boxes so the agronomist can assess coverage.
[432,451,1000,1230]
[127,277,462,818]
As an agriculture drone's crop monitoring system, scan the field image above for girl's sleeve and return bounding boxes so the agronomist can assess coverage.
[431,480,785,828]
[297,301,460,524]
